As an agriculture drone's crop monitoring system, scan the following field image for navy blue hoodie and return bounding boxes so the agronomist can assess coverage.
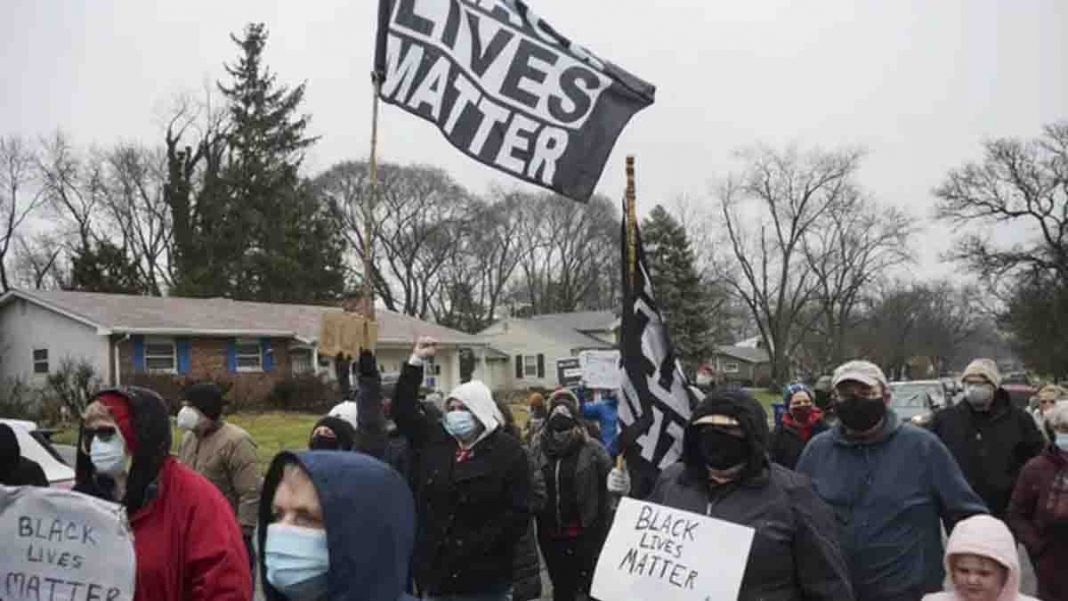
[258,451,416,601]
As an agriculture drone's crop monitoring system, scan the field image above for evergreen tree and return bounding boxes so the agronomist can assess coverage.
[642,205,716,375]
[69,241,147,294]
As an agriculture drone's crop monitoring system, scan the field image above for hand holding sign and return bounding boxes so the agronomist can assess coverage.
[591,497,754,601]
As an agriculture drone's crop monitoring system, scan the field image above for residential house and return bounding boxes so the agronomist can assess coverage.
[709,344,772,387]
[479,310,617,390]
[0,289,494,406]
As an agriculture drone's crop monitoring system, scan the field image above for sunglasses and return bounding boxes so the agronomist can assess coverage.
[80,426,119,453]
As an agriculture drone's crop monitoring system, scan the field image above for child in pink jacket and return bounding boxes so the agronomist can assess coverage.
[923,514,1038,601]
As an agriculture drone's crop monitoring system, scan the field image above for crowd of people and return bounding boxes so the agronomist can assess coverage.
[3,337,1068,601]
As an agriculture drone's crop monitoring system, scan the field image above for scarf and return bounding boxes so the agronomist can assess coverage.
[782,406,824,443]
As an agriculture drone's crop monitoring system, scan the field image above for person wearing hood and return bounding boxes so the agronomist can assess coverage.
[176,381,261,571]
[797,360,988,601]
[392,337,531,601]
[0,423,49,486]
[579,388,620,456]
[1007,400,1068,600]
[257,450,416,601]
[929,359,1045,518]
[75,387,251,601]
[647,388,854,601]
[922,515,1038,601]
[324,349,390,458]
[308,415,357,450]
[532,390,612,601]
[770,383,830,469]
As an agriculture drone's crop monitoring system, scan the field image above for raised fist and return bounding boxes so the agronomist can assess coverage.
[414,336,438,360]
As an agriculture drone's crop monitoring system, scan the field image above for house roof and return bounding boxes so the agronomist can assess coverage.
[715,345,770,364]
[480,310,616,351]
[526,310,617,333]
[2,289,483,347]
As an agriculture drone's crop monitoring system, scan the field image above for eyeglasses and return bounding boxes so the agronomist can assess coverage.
[80,426,118,453]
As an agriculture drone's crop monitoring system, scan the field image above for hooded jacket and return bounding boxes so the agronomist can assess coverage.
[648,390,854,601]
[0,423,48,486]
[74,387,251,601]
[929,388,1046,516]
[921,514,1038,601]
[797,409,989,600]
[392,362,531,596]
[769,407,830,470]
[258,451,416,601]
[1006,447,1068,601]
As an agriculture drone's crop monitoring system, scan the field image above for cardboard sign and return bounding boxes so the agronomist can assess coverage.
[0,485,136,601]
[557,358,582,387]
[319,312,378,358]
[579,350,621,389]
[591,497,754,601]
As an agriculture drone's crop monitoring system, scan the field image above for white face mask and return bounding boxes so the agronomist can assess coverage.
[90,435,127,476]
[176,406,202,431]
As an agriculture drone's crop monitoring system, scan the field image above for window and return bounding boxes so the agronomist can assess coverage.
[523,355,538,377]
[291,350,313,375]
[144,338,176,373]
[722,361,740,374]
[33,349,48,374]
[235,339,263,372]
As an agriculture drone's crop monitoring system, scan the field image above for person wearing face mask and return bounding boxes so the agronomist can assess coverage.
[922,514,1038,601]
[769,383,829,469]
[308,415,357,451]
[796,360,988,601]
[647,389,853,600]
[257,450,416,601]
[176,381,262,573]
[531,390,611,601]
[392,337,531,601]
[75,387,251,601]
[1007,400,1068,601]
[929,359,1045,519]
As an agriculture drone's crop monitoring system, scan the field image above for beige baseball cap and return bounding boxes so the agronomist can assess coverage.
[832,360,889,390]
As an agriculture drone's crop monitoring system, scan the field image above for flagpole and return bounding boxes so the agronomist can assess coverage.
[625,155,637,289]
[362,73,382,347]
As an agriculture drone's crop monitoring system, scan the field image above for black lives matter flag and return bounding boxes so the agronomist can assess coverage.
[373,0,655,202]
[618,203,693,498]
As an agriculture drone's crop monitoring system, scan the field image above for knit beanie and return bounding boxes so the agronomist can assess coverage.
[97,392,138,453]
[184,382,225,421]
[962,359,1001,388]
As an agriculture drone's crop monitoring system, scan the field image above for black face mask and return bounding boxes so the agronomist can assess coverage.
[549,415,576,432]
[309,435,340,451]
[835,396,886,432]
[698,429,749,470]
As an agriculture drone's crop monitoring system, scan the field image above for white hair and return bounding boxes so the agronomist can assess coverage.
[1048,401,1068,430]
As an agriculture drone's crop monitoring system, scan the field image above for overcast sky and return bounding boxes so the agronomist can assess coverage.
[2,0,1064,279]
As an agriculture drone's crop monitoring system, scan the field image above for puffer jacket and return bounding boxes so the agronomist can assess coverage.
[922,514,1038,601]
[648,390,854,601]
[929,388,1046,516]
[1006,447,1068,601]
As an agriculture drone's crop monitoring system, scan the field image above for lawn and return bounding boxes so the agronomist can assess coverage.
[747,388,782,414]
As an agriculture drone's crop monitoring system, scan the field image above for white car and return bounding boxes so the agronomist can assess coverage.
[1,418,76,488]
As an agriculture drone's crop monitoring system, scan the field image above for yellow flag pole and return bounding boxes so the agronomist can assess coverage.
[362,75,382,350]
[625,155,638,290]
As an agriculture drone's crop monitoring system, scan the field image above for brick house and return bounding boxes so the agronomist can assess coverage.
[0,289,495,407]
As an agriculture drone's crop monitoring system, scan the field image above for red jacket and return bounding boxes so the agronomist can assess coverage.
[130,457,251,601]
[1007,448,1068,601]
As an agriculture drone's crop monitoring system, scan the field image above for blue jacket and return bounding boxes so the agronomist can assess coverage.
[580,395,619,455]
[796,410,987,600]
[258,450,417,601]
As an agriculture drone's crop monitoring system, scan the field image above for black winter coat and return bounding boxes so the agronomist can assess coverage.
[512,446,545,601]
[769,419,829,470]
[929,389,1046,517]
[393,363,531,596]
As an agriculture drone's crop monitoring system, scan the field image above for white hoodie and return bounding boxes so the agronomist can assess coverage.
[445,380,501,447]
[922,514,1038,601]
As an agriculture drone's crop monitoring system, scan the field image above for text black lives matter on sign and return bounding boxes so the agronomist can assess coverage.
[374,0,656,202]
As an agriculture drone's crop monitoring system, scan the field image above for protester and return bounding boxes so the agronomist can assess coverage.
[769,383,829,469]
[929,359,1045,518]
[1006,400,1068,601]
[579,389,620,456]
[695,364,715,393]
[176,382,261,570]
[75,387,251,600]
[812,375,836,426]
[525,391,547,442]
[797,360,988,601]
[323,349,389,457]
[1031,384,1064,441]
[532,392,612,601]
[0,423,48,486]
[647,388,853,600]
[307,415,356,450]
[496,400,546,601]
[393,337,531,601]
[921,515,1038,601]
[258,450,416,601]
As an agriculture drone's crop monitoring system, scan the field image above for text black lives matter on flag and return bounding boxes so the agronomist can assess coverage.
[618,203,694,498]
[373,0,656,203]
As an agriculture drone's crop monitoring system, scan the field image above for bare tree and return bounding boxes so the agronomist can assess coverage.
[11,233,64,289]
[0,137,45,291]
[715,145,864,385]
[37,132,101,254]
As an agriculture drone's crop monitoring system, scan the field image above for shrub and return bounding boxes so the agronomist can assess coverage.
[268,374,337,413]
[0,376,40,421]
[44,359,102,419]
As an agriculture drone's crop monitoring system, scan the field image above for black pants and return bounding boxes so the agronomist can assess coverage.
[539,533,597,601]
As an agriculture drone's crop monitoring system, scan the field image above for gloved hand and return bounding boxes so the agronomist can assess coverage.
[358,349,377,377]
[607,466,631,496]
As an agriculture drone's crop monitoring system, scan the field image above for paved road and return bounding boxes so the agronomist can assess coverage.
[55,443,77,467]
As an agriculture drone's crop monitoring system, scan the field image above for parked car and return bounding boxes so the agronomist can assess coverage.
[1,419,76,488]
[889,381,944,425]
[1000,372,1037,409]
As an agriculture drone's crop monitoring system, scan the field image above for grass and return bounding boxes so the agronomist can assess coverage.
[747,388,782,413]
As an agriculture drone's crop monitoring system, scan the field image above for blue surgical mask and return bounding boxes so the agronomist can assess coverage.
[444,411,478,439]
[265,524,330,601]
[89,436,127,476]
[1056,433,1068,453]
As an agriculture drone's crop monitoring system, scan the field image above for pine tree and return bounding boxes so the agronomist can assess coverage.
[642,205,716,375]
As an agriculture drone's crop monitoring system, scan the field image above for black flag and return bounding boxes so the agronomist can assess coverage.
[617,201,694,498]
[373,0,655,202]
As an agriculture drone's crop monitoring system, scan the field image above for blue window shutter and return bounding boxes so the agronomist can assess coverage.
[226,339,237,373]
[261,338,274,372]
[132,336,145,373]
[176,338,191,374]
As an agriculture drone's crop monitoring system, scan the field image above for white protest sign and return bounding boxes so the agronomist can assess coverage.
[591,497,755,601]
[0,485,136,601]
[579,350,621,389]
